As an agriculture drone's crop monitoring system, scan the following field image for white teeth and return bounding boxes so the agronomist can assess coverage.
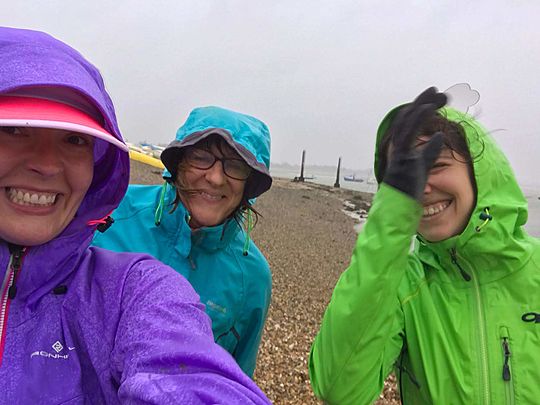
[200,192,222,201]
[7,187,58,207]
[423,202,449,217]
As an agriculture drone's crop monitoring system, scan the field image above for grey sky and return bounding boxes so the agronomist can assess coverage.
[3,1,540,186]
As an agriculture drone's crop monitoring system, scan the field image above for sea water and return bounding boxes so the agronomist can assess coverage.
[271,168,540,238]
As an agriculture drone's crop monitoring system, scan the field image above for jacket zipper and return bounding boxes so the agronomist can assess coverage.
[500,326,515,405]
[0,246,25,365]
[450,248,471,281]
[450,250,490,405]
[470,266,491,405]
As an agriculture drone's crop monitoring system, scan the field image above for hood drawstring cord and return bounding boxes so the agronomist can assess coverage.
[242,209,253,256]
[154,181,168,226]
[87,211,114,233]
[475,208,492,232]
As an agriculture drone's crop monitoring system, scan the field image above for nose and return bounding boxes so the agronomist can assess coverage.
[423,177,433,195]
[204,160,226,186]
[27,136,63,177]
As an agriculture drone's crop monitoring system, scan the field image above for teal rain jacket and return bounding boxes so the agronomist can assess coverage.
[93,106,272,377]
[309,107,540,404]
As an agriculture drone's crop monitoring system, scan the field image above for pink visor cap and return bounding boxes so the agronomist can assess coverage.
[0,96,128,152]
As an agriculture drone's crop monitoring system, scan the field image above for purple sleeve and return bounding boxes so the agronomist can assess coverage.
[111,260,271,404]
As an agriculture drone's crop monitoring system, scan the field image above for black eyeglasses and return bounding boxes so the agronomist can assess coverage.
[183,147,252,180]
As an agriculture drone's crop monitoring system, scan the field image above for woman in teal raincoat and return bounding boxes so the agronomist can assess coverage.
[93,106,272,377]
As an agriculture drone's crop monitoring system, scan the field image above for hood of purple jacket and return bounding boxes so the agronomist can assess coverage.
[0,28,272,405]
[0,26,129,303]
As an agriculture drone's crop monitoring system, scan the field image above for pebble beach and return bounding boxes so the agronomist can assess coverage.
[129,160,398,404]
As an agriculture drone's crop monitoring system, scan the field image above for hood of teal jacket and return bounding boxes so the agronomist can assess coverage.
[374,106,532,283]
[161,106,272,200]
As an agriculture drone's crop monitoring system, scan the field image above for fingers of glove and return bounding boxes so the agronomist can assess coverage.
[421,132,444,171]
[413,87,447,109]
[392,103,439,153]
[413,87,438,105]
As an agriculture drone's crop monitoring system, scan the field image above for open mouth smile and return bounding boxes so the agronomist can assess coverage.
[197,191,224,201]
[6,187,58,207]
[422,200,450,219]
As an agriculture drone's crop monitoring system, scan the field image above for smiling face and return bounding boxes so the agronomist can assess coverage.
[176,138,247,229]
[378,112,477,242]
[417,147,475,242]
[0,126,94,246]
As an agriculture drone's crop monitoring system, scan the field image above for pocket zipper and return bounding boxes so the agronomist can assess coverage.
[500,326,515,405]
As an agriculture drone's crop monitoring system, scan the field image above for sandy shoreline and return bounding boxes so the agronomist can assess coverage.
[129,161,399,404]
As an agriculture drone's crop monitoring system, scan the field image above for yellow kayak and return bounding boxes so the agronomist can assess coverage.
[129,150,164,169]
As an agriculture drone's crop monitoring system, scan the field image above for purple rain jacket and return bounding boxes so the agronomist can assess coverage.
[0,27,271,404]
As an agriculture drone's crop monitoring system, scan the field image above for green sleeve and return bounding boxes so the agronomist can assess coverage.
[309,184,421,404]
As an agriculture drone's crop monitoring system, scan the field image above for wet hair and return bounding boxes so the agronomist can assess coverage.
[377,111,479,194]
[169,135,261,227]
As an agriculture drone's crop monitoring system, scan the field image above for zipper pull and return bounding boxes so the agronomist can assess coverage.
[450,248,471,281]
[502,337,511,381]
[7,245,25,299]
[7,285,17,300]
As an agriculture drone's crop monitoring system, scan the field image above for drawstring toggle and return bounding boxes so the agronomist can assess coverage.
[96,216,114,233]
[475,208,492,232]
[87,211,115,233]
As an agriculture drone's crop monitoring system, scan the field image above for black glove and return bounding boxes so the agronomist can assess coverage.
[383,87,447,201]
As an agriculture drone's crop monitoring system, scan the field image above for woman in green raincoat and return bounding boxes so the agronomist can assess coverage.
[309,87,540,404]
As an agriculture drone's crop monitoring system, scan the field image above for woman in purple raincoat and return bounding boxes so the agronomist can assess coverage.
[0,27,270,404]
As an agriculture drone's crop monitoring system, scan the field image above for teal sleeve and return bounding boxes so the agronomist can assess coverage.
[309,184,421,405]
[234,253,272,377]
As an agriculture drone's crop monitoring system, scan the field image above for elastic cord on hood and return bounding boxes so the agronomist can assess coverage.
[475,207,492,233]
[242,209,253,256]
[154,181,169,226]
[87,211,115,233]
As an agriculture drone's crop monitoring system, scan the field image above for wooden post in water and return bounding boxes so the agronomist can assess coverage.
[334,157,341,188]
[298,150,306,182]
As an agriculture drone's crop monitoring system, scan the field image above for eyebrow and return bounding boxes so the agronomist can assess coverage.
[434,151,455,161]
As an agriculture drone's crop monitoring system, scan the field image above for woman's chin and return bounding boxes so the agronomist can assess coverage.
[188,214,224,229]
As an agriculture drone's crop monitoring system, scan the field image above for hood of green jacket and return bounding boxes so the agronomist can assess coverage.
[374,106,532,283]
[160,106,272,200]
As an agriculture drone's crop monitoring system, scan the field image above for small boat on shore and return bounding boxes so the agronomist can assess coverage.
[344,174,364,182]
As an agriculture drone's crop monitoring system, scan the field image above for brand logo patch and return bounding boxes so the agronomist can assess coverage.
[522,312,540,323]
[30,350,69,360]
[30,340,74,360]
[206,300,227,314]
[52,341,64,353]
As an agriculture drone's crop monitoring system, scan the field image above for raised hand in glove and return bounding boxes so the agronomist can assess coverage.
[383,87,447,201]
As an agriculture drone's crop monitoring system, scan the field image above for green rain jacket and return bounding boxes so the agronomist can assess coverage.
[93,106,273,377]
[309,107,540,404]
